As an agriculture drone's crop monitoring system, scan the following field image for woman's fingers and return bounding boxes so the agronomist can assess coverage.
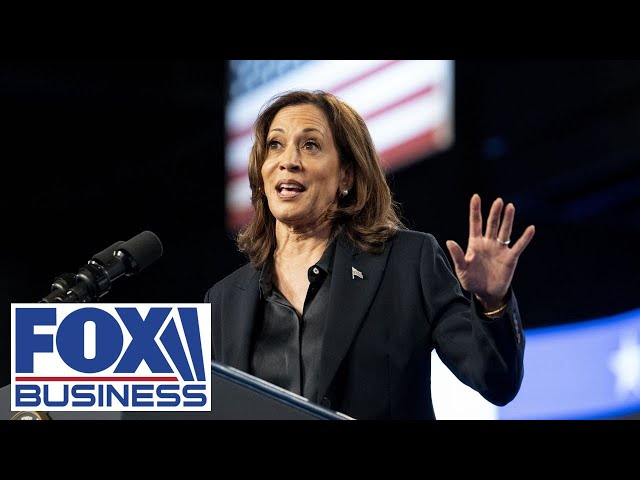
[446,239,466,273]
[484,197,504,240]
[469,195,533,258]
[497,202,515,245]
[469,193,483,239]
[510,225,536,258]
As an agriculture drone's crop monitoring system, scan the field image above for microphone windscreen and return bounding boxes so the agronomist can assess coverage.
[119,231,164,272]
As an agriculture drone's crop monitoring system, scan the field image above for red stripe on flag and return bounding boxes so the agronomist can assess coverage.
[227,208,254,231]
[327,59,400,95]
[362,84,436,123]
[379,127,448,169]
[227,166,248,183]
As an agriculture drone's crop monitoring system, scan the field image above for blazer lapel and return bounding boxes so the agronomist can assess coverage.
[220,268,261,372]
[317,236,393,400]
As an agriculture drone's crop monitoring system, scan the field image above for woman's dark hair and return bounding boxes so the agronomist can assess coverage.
[237,90,404,267]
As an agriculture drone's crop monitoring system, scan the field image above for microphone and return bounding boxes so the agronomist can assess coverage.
[39,231,163,303]
[40,240,126,303]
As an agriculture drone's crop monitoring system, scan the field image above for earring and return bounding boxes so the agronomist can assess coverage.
[340,189,349,198]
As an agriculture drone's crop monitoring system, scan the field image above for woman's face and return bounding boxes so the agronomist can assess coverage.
[261,104,351,230]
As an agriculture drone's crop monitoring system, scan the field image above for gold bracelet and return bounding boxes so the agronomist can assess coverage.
[483,302,508,317]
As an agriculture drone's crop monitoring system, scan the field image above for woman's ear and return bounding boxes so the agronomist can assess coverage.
[341,164,354,191]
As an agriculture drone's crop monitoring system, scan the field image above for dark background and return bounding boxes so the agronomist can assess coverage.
[3,61,640,400]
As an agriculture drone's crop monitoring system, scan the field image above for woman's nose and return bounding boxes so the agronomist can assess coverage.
[279,146,302,171]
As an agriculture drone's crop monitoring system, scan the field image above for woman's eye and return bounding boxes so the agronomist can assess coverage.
[267,140,281,149]
[303,141,318,150]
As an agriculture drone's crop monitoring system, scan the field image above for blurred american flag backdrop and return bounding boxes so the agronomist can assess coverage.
[224,60,455,230]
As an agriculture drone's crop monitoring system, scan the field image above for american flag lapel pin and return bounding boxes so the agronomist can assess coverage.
[351,266,364,280]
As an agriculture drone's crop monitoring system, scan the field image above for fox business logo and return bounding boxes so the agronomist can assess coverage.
[11,304,211,412]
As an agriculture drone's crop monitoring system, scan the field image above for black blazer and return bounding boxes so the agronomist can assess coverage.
[205,229,525,420]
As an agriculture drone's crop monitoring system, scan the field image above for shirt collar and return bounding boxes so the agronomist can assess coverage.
[315,238,336,275]
[259,239,337,298]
